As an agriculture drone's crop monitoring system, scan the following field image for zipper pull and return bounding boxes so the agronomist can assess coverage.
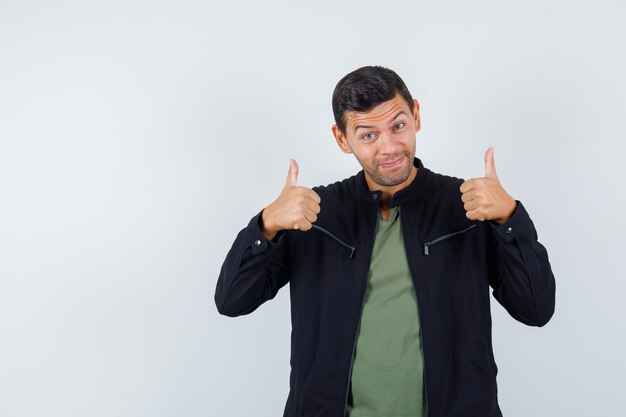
[424,244,430,255]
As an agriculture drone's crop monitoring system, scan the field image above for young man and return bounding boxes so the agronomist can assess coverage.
[215,66,556,417]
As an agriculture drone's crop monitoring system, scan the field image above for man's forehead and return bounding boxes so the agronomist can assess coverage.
[346,96,411,131]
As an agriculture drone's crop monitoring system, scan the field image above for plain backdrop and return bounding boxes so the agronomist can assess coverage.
[1,0,625,416]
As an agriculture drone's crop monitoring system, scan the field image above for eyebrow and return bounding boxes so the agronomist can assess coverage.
[354,110,408,132]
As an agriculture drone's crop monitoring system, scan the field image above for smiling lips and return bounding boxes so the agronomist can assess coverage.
[379,156,404,169]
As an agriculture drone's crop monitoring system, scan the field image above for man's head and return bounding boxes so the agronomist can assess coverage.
[331,66,420,194]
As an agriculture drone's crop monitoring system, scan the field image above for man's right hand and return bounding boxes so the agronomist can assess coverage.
[261,159,321,241]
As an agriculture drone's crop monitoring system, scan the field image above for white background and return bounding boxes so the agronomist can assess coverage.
[1,1,625,416]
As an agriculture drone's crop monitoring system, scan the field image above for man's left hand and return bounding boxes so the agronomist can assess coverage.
[460,147,517,224]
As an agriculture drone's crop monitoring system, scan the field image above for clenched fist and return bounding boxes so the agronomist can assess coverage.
[460,147,517,224]
[261,159,322,240]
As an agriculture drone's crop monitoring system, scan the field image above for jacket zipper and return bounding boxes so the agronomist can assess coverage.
[401,214,431,417]
[423,224,476,255]
[311,225,356,258]
[342,207,378,417]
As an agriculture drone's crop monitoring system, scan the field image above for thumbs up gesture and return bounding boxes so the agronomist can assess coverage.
[261,159,322,240]
[460,147,517,224]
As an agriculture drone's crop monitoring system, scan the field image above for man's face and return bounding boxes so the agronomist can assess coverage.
[332,94,421,192]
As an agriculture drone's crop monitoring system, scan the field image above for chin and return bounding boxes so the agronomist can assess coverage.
[375,170,411,187]
[379,161,413,185]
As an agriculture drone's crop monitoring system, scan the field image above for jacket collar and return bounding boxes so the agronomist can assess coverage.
[355,157,431,206]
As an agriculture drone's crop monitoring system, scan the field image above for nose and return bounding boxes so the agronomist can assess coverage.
[377,131,402,155]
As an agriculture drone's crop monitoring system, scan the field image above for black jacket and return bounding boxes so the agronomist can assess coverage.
[215,158,556,417]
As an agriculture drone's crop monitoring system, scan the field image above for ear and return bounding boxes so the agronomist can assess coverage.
[412,99,421,133]
[331,124,353,154]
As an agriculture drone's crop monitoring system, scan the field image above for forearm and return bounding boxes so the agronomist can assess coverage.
[488,201,556,326]
[214,211,290,317]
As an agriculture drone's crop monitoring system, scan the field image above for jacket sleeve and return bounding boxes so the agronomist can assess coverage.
[486,201,556,327]
[214,210,291,317]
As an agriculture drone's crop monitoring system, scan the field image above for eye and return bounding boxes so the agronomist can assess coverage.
[393,122,406,130]
[362,133,377,141]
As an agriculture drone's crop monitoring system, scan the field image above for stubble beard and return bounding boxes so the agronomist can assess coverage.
[362,151,414,187]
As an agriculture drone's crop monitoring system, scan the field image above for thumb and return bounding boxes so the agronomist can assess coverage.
[484,146,497,178]
[285,159,298,187]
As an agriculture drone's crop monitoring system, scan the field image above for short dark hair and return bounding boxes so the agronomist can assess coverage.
[332,66,414,133]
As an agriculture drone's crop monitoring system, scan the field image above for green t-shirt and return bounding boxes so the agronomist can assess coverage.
[347,207,425,417]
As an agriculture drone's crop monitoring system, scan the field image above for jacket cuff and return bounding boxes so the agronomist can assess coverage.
[489,201,534,242]
[246,210,285,255]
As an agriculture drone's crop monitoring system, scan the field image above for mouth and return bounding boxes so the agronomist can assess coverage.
[379,156,404,169]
